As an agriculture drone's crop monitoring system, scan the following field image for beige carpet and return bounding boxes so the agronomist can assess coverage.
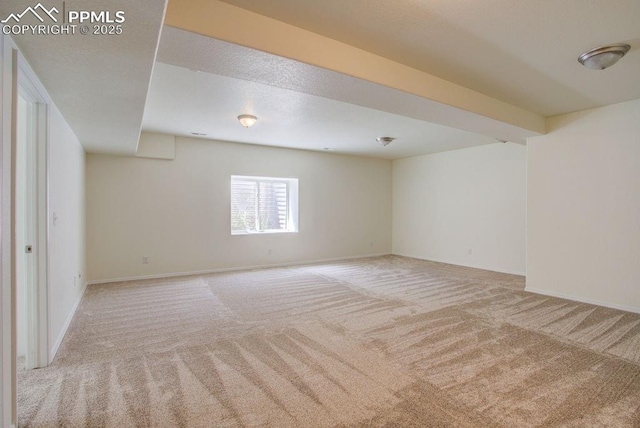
[18,255,640,427]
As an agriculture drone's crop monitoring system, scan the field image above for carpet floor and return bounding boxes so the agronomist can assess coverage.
[18,255,640,427]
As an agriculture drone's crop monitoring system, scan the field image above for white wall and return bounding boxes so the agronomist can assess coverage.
[47,100,86,357]
[86,137,392,282]
[393,143,527,275]
[527,99,640,313]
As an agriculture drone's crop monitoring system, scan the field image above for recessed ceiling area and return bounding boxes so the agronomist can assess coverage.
[220,0,640,117]
[143,62,499,159]
[147,26,543,159]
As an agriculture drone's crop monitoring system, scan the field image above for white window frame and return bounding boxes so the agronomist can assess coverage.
[230,175,299,235]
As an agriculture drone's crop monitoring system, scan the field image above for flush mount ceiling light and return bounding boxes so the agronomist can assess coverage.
[237,114,258,128]
[578,44,630,70]
[377,136,395,147]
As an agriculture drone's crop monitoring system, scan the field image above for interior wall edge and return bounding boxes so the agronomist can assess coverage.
[525,286,640,315]
[86,252,392,286]
[48,282,87,362]
[392,252,526,277]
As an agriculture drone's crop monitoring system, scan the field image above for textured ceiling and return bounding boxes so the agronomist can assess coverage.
[143,62,500,159]
[151,27,539,158]
[220,0,640,117]
[0,0,167,154]
[164,1,544,136]
[7,0,637,156]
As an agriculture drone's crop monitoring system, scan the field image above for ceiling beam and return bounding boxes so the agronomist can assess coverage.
[165,0,546,137]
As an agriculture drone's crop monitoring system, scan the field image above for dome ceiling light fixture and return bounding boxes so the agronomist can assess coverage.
[578,44,631,70]
[237,114,258,128]
[377,136,395,147]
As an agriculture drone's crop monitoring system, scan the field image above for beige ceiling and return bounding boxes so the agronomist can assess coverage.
[165,0,544,137]
[220,0,640,117]
[153,26,541,156]
[4,0,638,156]
[143,62,501,159]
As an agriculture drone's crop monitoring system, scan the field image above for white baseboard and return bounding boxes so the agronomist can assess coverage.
[392,252,526,276]
[49,282,87,362]
[87,253,392,285]
[525,287,640,314]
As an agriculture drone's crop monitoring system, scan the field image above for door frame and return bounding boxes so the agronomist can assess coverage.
[0,34,50,427]
[16,80,49,369]
[14,38,50,370]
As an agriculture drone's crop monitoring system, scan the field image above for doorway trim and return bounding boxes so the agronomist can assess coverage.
[16,83,49,369]
[15,43,50,370]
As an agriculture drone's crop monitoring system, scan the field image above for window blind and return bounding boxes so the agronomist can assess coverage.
[231,176,296,234]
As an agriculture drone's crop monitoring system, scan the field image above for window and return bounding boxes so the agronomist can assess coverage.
[231,175,299,235]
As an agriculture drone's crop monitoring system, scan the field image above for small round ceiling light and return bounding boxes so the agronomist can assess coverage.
[376,136,395,147]
[238,114,258,128]
[578,44,630,70]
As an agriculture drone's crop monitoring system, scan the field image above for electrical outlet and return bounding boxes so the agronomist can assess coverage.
[369,241,374,247]
[467,248,473,255]
[268,249,272,255]
[142,256,149,264]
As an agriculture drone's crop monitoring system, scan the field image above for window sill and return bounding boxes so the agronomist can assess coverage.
[231,230,298,236]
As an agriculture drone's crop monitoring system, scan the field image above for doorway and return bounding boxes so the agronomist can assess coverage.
[14,78,49,371]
